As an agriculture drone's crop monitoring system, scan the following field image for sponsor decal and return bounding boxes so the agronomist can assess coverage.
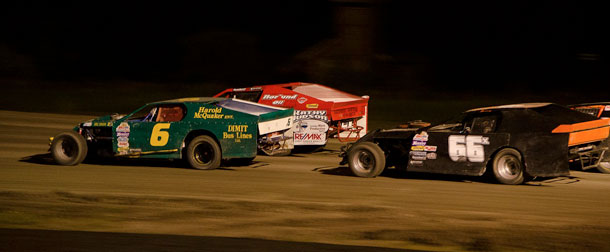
[293,119,328,145]
[93,122,112,127]
[294,110,328,122]
[306,104,319,109]
[413,132,428,141]
[194,107,232,119]
[426,152,437,160]
[409,160,424,166]
[410,151,427,156]
[272,100,284,105]
[129,148,142,153]
[116,122,130,151]
[117,122,130,133]
[412,141,427,146]
[294,133,324,141]
[411,155,427,161]
[261,94,298,100]
[424,145,437,152]
[297,97,307,104]
[411,146,425,151]
[297,120,329,133]
[605,105,610,111]
[223,124,253,143]
[83,122,92,127]
[233,88,246,91]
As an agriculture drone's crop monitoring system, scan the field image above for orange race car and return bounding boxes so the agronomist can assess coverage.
[568,102,610,173]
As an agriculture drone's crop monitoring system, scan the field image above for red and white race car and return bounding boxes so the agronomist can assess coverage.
[215,82,369,150]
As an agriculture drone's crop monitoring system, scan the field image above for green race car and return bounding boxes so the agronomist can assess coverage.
[50,97,294,169]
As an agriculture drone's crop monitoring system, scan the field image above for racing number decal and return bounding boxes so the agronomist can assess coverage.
[448,135,490,162]
[150,123,171,146]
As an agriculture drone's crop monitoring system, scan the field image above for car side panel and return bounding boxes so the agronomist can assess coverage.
[110,102,259,160]
[185,103,258,159]
[510,133,570,177]
[126,121,186,158]
[408,132,510,176]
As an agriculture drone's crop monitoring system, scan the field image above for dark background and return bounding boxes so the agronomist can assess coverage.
[1,1,609,125]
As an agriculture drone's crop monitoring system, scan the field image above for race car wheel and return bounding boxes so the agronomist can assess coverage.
[347,142,385,178]
[492,148,525,185]
[51,131,88,166]
[186,135,221,170]
[597,162,610,174]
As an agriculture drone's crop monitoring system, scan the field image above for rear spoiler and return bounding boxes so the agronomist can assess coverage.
[552,118,610,146]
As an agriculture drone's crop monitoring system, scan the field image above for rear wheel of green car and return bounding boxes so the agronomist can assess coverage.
[51,131,88,166]
[186,135,221,170]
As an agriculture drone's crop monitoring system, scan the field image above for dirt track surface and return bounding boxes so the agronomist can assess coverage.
[1,110,610,251]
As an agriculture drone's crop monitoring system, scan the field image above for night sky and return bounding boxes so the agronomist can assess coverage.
[1,1,608,93]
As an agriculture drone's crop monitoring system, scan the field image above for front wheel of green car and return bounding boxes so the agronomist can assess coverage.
[51,131,88,166]
[186,135,221,170]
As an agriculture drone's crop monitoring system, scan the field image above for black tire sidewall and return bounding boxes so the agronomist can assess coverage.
[347,142,385,178]
[51,131,88,166]
[492,148,525,185]
[186,135,221,170]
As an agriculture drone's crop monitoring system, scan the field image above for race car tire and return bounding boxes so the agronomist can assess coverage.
[597,162,610,174]
[186,135,221,170]
[492,148,525,185]
[347,142,385,178]
[51,131,88,166]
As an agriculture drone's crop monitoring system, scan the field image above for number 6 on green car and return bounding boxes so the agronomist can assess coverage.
[49,97,294,169]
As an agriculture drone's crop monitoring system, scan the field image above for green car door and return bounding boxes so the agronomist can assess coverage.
[113,104,187,158]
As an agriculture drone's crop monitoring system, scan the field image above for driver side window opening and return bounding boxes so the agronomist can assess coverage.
[127,104,185,122]
[156,105,185,122]
[469,114,499,134]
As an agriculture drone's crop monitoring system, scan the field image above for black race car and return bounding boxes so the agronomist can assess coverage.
[340,103,610,184]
